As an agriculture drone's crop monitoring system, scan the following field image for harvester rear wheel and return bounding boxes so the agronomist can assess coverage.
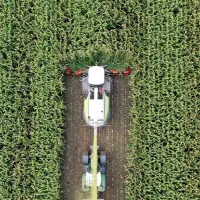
[82,92,88,99]
[109,79,113,95]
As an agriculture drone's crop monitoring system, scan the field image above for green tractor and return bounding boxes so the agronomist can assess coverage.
[82,146,106,192]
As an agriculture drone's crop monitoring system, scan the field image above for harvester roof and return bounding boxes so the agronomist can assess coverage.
[88,66,105,85]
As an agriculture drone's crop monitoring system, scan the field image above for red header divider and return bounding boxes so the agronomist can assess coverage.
[65,66,131,76]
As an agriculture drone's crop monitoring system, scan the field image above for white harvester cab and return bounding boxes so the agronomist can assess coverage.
[88,66,105,85]
[82,66,112,127]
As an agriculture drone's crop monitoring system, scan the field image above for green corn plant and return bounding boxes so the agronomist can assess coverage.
[125,0,200,199]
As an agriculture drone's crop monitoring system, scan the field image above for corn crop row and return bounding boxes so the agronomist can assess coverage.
[125,0,200,199]
[0,1,65,199]
[61,0,136,69]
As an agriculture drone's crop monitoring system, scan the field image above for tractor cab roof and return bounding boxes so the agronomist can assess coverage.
[86,172,101,187]
[88,66,105,86]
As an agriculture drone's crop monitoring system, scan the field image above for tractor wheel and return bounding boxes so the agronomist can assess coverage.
[100,151,106,166]
[83,152,89,165]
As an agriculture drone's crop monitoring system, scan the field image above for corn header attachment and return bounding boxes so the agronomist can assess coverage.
[65,65,131,76]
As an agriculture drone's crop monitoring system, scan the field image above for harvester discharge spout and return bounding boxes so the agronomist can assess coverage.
[93,125,98,135]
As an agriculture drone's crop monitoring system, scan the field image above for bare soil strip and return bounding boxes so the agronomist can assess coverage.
[62,77,130,200]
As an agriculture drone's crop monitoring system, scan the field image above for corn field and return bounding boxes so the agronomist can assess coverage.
[0,1,64,199]
[0,0,199,200]
[125,0,200,199]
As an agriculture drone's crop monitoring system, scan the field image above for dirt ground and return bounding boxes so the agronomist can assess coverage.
[61,76,131,200]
